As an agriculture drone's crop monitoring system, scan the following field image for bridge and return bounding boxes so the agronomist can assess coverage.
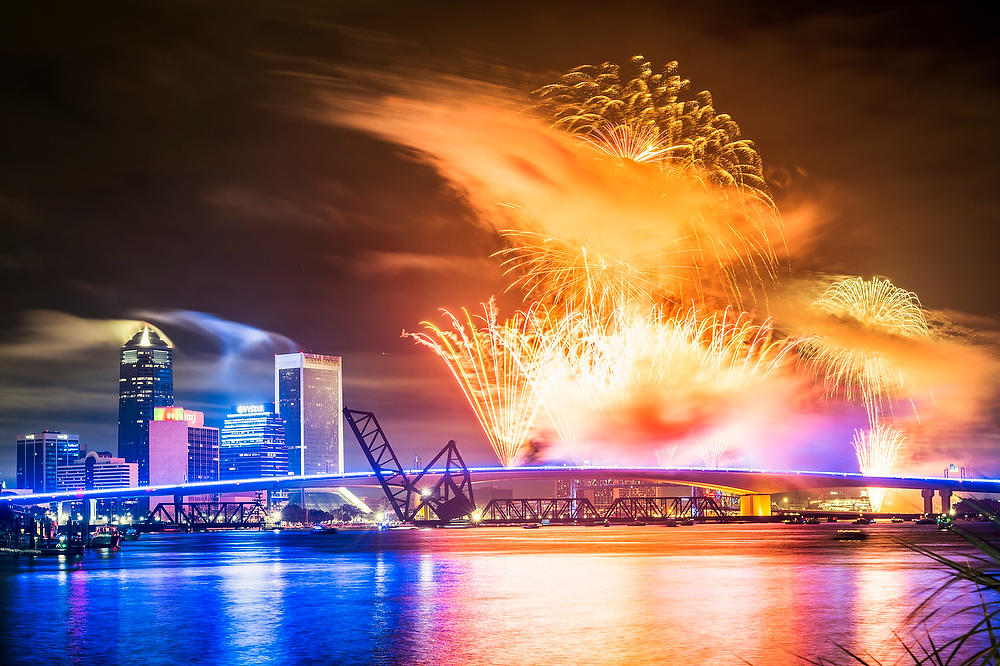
[2,407,998,523]
[2,466,995,509]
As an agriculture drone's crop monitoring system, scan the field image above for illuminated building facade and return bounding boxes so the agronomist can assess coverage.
[118,324,174,486]
[57,451,137,491]
[275,353,343,476]
[220,403,288,479]
[15,430,81,492]
[148,407,219,485]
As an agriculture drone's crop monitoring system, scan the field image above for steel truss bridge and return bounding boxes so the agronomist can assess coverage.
[3,406,1000,523]
[480,496,732,524]
[145,501,269,530]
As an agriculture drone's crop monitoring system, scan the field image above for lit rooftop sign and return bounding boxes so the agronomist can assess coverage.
[236,404,266,415]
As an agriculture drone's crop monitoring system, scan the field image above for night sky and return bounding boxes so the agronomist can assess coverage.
[2,2,998,482]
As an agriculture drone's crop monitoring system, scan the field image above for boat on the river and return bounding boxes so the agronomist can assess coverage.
[521,523,541,529]
[835,530,869,541]
[90,526,121,549]
[38,536,84,556]
[627,520,647,527]
[311,525,339,535]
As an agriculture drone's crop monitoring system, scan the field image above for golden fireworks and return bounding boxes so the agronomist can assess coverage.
[533,56,783,307]
[802,276,929,411]
[493,230,675,320]
[696,428,733,469]
[852,420,907,512]
[579,122,672,165]
[533,55,773,204]
[397,57,938,477]
[405,299,541,467]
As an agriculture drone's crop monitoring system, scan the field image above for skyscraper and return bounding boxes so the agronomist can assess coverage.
[220,403,287,479]
[16,430,81,492]
[118,324,173,486]
[275,353,343,476]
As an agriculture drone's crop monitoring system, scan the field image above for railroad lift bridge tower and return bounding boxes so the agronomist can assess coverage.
[343,408,476,524]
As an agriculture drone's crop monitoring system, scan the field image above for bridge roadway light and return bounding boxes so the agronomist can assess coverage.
[420,488,431,498]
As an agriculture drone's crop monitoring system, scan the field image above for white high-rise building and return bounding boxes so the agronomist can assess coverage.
[274,353,343,476]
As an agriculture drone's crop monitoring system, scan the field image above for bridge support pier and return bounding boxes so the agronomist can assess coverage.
[921,489,935,515]
[939,489,953,515]
[173,494,184,526]
[740,494,772,517]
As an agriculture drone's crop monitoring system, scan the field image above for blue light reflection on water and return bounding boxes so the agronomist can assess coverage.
[0,525,993,665]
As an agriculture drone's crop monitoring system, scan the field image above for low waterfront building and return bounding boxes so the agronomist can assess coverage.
[57,451,138,491]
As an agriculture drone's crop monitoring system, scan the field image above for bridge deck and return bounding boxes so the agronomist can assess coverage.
[3,466,998,506]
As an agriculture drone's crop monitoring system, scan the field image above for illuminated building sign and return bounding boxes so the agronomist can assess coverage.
[236,404,266,415]
[153,406,204,427]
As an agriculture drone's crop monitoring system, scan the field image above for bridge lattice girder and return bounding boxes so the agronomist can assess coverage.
[344,409,415,522]
[480,496,733,522]
[147,501,269,527]
[344,408,477,523]
[408,440,476,522]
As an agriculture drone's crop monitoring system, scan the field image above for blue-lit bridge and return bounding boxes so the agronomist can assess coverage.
[3,407,998,522]
[2,465,997,513]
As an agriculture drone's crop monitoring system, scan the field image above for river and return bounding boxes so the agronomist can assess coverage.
[0,523,993,665]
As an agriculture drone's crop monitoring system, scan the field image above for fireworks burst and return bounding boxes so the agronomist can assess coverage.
[852,420,907,512]
[696,428,734,468]
[522,304,798,462]
[802,276,929,412]
[533,55,774,205]
[405,299,541,467]
[493,230,682,320]
[533,56,784,306]
[579,122,672,165]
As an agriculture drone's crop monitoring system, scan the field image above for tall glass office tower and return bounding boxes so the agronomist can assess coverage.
[16,430,80,492]
[118,324,174,486]
[275,353,343,476]
[220,403,288,479]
